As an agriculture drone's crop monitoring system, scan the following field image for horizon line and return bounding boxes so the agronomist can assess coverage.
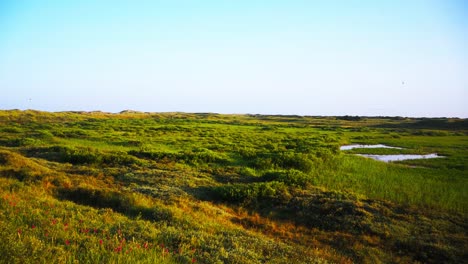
[1,108,466,119]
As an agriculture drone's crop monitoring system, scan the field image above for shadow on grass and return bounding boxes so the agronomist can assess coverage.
[56,187,173,222]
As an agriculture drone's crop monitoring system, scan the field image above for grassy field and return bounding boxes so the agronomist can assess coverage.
[0,110,466,263]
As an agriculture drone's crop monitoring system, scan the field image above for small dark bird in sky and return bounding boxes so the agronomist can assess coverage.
[402,81,405,85]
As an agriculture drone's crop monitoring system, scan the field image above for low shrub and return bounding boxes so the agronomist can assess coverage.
[274,152,314,173]
[212,181,289,203]
[128,148,229,165]
[27,146,142,166]
[249,152,315,172]
[0,138,40,147]
[261,169,311,187]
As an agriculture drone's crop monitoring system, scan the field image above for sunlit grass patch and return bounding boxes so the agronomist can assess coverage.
[0,110,466,263]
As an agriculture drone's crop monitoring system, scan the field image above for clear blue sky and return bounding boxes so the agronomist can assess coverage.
[1,0,467,117]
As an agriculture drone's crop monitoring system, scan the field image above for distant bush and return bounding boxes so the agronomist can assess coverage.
[273,152,314,173]
[101,151,143,166]
[128,150,177,162]
[249,152,314,172]
[53,128,90,138]
[312,148,337,162]
[410,130,450,136]
[212,181,289,203]
[352,135,370,140]
[114,139,143,147]
[184,148,229,165]
[27,146,142,166]
[236,147,258,159]
[33,130,54,140]
[61,147,102,164]
[250,157,275,170]
[1,127,23,133]
[261,169,311,187]
[0,138,40,147]
[248,147,340,173]
[128,148,229,165]
[238,167,257,177]
[336,115,362,121]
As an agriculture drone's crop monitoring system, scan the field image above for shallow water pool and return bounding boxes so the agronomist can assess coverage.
[357,153,443,162]
[339,144,402,151]
[340,144,443,162]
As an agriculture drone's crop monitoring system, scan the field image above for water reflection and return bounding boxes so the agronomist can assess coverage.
[357,153,442,162]
[340,144,402,150]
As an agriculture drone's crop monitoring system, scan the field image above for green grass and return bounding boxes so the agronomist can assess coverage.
[0,179,176,264]
[315,155,467,212]
[0,110,466,263]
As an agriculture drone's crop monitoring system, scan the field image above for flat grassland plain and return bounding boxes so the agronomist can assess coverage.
[0,110,466,263]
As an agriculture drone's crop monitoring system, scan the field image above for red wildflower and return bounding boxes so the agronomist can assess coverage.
[17,229,22,234]
[65,240,70,245]
[99,239,103,245]
[31,224,36,229]
[192,258,196,263]
[144,242,149,249]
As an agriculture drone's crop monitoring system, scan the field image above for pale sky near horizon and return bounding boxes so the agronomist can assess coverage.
[0,0,467,117]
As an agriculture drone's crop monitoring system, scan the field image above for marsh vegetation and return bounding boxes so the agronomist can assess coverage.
[0,110,466,263]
